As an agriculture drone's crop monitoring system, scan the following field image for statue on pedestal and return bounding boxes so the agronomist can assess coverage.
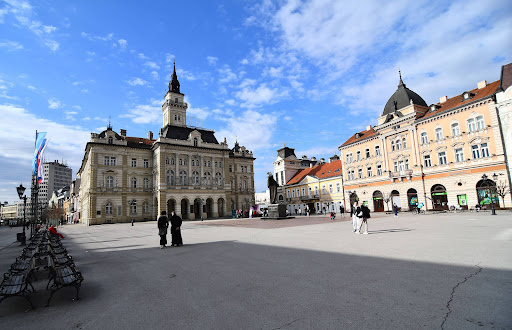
[267,172,279,204]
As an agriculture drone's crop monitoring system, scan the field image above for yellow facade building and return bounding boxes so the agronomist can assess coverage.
[339,71,508,212]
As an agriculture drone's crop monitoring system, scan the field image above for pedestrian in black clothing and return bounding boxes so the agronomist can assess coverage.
[170,211,183,247]
[157,211,169,249]
[340,205,345,218]
[358,204,371,234]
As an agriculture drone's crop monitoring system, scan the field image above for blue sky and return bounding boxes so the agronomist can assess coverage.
[1,0,511,203]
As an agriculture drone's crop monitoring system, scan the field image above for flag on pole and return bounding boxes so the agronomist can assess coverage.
[32,132,49,184]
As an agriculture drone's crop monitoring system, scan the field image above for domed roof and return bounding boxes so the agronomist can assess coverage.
[382,72,427,116]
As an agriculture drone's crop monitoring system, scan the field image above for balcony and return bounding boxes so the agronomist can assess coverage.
[300,194,319,201]
[389,170,413,179]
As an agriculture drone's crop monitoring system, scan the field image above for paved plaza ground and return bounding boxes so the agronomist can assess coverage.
[0,211,511,329]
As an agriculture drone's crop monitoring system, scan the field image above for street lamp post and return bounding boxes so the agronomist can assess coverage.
[16,184,27,246]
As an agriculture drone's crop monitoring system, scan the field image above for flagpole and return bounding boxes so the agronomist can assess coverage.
[32,130,38,238]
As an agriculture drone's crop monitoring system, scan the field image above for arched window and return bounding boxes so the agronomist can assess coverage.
[179,158,183,165]
[142,201,149,213]
[143,178,149,189]
[108,137,113,145]
[435,127,443,141]
[192,171,200,185]
[193,138,198,147]
[476,115,485,130]
[346,153,353,163]
[204,171,211,185]
[396,139,402,150]
[402,138,407,149]
[216,172,223,186]
[420,132,428,144]
[467,118,476,132]
[451,122,460,136]
[365,148,370,158]
[356,151,361,161]
[106,176,114,188]
[105,202,113,215]
[170,157,175,165]
[391,141,395,151]
[184,159,188,165]
[130,200,137,214]
[179,170,187,185]
[166,170,174,185]
[375,145,381,156]
[165,157,169,165]
[131,177,137,189]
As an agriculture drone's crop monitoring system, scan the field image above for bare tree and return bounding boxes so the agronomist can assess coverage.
[495,180,510,208]
[383,193,391,212]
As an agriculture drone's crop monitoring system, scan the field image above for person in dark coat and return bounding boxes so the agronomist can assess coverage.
[340,205,345,218]
[170,211,183,247]
[359,204,371,234]
[157,211,169,249]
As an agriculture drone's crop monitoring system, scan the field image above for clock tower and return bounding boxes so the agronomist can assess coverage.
[162,61,188,127]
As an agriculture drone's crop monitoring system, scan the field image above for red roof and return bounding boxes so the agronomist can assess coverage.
[125,136,155,149]
[286,160,342,185]
[340,127,377,148]
[419,80,499,120]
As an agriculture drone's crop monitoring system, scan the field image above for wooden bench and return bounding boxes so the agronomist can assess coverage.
[0,270,36,309]
[46,265,83,307]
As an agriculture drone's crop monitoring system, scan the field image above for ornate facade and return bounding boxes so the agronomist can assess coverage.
[77,64,255,225]
[339,69,510,212]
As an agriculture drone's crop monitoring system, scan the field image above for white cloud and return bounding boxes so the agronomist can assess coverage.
[235,83,288,108]
[225,99,236,106]
[207,56,218,65]
[121,103,160,124]
[144,61,160,70]
[48,98,62,109]
[65,111,78,120]
[0,104,91,201]
[216,110,277,151]
[151,71,159,80]
[126,77,147,86]
[165,53,175,64]
[3,0,59,51]
[81,32,114,42]
[218,66,237,83]
[177,69,197,81]
[138,53,148,60]
[118,39,127,50]
[0,40,23,51]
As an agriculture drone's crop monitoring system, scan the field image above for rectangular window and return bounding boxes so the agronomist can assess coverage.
[471,145,480,159]
[439,151,447,165]
[424,155,432,167]
[110,157,116,166]
[314,186,318,195]
[367,167,372,177]
[131,158,137,167]
[292,190,295,197]
[455,148,464,162]
[336,183,340,192]
[377,165,382,176]
[118,205,122,216]
[329,184,333,193]
[435,128,443,141]
[393,161,398,172]
[468,119,476,132]
[322,186,326,194]
[405,159,409,170]
[296,188,300,196]
[143,159,149,168]
[358,169,363,179]
[302,188,305,196]
[481,143,489,157]
[356,152,361,161]
[375,146,381,156]
[476,116,485,130]
[421,133,428,144]
[287,190,290,198]
[104,156,109,166]
[365,149,370,158]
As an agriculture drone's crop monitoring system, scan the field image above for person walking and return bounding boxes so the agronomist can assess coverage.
[340,205,345,218]
[393,203,398,217]
[157,211,169,249]
[359,203,371,234]
[351,202,362,233]
[170,211,183,247]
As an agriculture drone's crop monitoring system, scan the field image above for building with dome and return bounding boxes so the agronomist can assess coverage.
[339,70,509,212]
[77,64,255,225]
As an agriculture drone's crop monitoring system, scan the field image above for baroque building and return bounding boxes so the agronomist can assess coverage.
[339,68,510,212]
[272,145,343,214]
[77,64,255,225]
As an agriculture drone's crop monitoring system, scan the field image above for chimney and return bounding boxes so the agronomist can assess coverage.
[477,80,487,89]
[320,158,325,164]
[120,129,126,137]
[439,96,448,103]
[147,131,153,140]
[366,125,372,131]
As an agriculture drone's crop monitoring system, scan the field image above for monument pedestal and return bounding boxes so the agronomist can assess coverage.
[266,204,291,220]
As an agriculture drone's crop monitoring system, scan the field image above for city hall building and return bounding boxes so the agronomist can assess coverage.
[77,64,255,225]
[339,70,509,212]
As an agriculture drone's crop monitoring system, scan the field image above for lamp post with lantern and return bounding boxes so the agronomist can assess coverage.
[16,184,27,245]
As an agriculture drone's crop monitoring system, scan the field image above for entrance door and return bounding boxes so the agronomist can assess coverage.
[180,199,189,219]
[391,190,401,210]
[431,184,448,210]
[407,188,418,211]
[373,190,384,212]
[194,198,202,219]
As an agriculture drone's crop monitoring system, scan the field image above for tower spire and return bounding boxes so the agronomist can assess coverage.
[169,59,181,93]
[398,67,406,88]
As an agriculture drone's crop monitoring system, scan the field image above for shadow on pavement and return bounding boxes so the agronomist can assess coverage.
[0,236,510,329]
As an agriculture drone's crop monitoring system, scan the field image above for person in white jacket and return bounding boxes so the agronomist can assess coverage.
[350,201,362,233]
